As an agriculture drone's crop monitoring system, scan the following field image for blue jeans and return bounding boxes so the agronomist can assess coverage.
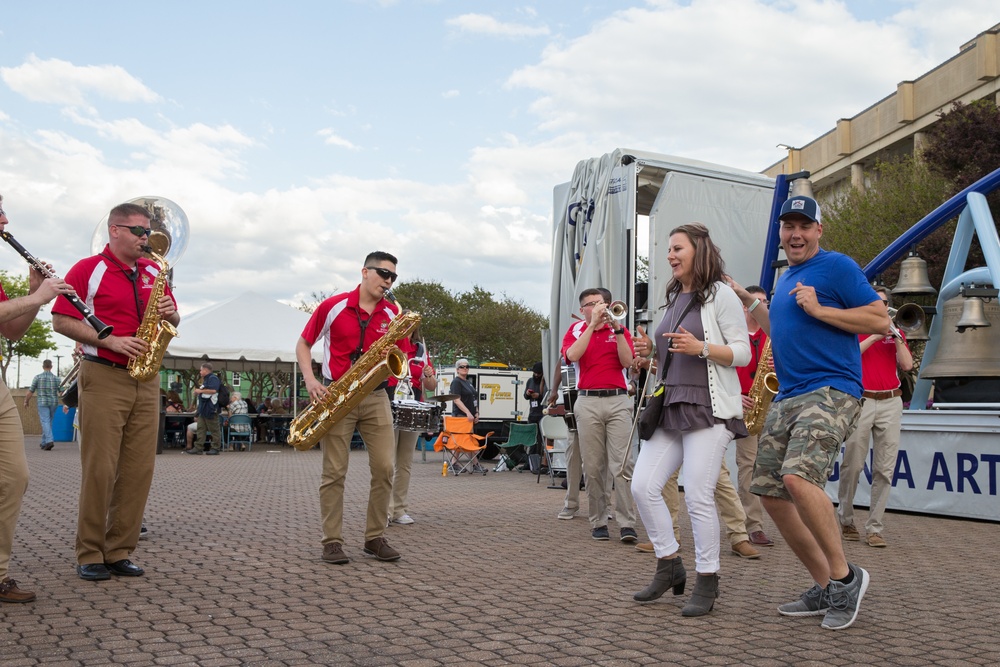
[37,403,57,444]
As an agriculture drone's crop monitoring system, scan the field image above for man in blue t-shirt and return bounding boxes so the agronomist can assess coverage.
[186,362,222,456]
[733,195,889,631]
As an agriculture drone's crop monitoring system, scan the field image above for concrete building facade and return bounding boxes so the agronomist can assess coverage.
[762,23,1000,196]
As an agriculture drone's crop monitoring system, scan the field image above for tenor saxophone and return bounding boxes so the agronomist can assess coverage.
[743,339,779,436]
[287,310,421,451]
[127,245,178,381]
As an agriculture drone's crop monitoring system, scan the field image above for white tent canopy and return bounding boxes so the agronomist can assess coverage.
[161,291,319,373]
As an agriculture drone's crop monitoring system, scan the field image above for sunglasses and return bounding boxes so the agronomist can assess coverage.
[366,266,398,283]
[457,365,469,369]
[113,224,153,237]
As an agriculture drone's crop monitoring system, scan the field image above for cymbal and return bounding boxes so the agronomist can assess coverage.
[430,394,458,402]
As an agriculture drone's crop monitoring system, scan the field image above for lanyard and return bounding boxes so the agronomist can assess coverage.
[101,251,143,320]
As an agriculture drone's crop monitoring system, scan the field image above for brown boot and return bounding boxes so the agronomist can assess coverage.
[633,556,686,603]
[681,573,719,617]
[0,578,36,603]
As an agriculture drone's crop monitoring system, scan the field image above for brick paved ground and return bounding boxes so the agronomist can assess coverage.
[2,436,998,666]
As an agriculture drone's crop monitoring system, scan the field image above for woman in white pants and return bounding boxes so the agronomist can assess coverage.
[630,223,750,616]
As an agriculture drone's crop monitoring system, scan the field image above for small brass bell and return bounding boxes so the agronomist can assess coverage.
[956,297,990,333]
[892,250,936,297]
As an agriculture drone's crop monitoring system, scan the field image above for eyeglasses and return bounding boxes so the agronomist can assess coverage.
[457,365,469,369]
[0,207,6,217]
[581,300,606,309]
[365,266,398,283]
[113,224,152,237]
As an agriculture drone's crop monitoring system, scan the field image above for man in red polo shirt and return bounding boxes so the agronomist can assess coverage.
[0,194,75,603]
[296,251,405,565]
[837,286,913,548]
[562,287,638,543]
[53,202,179,581]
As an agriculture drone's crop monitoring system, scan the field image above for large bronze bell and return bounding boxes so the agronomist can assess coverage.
[892,250,937,297]
[921,296,1000,377]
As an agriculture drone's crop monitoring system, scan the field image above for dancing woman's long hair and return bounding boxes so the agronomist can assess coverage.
[662,223,727,308]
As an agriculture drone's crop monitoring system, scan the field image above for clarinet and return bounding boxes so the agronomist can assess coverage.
[0,230,113,339]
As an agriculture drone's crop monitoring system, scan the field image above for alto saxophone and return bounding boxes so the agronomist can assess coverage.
[287,310,421,451]
[128,246,178,381]
[743,339,779,436]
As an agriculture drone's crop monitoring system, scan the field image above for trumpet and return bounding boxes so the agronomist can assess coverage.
[888,303,925,340]
[605,300,628,322]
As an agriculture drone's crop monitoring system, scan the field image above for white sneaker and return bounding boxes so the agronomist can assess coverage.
[139,523,149,540]
[392,514,415,525]
[557,508,576,520]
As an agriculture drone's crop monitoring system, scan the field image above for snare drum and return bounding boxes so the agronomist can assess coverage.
[391,400,443,432]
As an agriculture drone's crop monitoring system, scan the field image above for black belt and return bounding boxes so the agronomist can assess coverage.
[83,354,129,371]
[578,389,627,397]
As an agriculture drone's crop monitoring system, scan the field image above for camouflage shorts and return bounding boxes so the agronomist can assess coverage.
[751,387,862,501]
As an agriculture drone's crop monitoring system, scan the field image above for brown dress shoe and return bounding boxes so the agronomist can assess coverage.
[731,540,761,559]
[635,542,654,553]
[866,533,887,548]
[749,530,774,546]
[363,537,401,562]
[322,543,350,564]
[0,578,36,603]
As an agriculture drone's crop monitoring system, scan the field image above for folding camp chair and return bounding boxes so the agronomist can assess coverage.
[226,414,254,452]
[539,414,570,488]
[433,416,493,476]
[494,422,538,472]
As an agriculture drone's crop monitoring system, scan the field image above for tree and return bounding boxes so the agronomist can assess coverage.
[822,156,953,289]
[922,99,1000,196]
[0,270,59,386]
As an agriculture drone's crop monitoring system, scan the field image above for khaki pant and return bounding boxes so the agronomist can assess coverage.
[838,396,902,534]
[735,434,766,534]
[77,360,159,565]
[319,391,395,545]
[0,379,29,580]
[388,429,420,520]
[663,460,750,546]
[574,394,636,529]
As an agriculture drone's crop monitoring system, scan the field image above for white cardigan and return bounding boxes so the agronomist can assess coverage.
[696,282,751,420]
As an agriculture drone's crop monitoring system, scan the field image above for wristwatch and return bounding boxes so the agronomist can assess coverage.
[613,328,624,335]
[698,341,710,359]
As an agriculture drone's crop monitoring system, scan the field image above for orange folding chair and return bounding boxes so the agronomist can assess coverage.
[433,416,494,476]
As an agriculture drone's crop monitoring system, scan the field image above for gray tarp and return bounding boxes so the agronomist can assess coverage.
[546,148,773,381]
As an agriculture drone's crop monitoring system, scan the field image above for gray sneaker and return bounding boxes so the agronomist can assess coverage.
[821,563,870,630]
[777,583,829,617]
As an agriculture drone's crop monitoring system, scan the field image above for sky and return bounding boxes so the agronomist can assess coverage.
[1,0,998,384]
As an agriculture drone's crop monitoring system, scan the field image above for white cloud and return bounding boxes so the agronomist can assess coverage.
[446,13,550,38]
[1,54,161,106]
[318,128,361,150]
[442,89,460,99]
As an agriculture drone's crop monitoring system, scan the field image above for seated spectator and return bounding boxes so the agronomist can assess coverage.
[165,390,184,413]
[256,398,273,442]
